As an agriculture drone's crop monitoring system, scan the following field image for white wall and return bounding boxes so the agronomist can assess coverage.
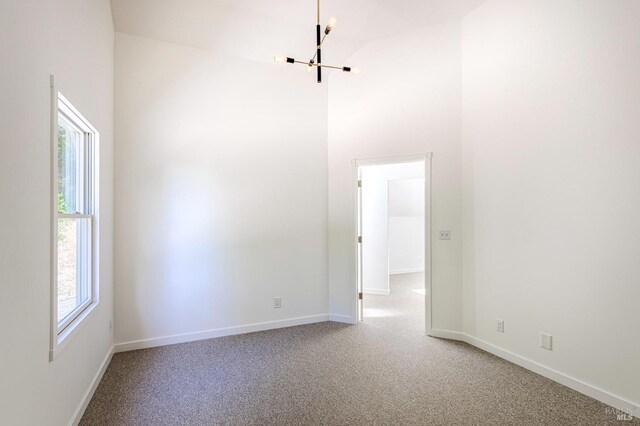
[328,21,463,330]
[389,179,425,275]
[361,163,424,294]
[0,1,114,424]
[114,33,329,346]
[388,179,424,218]
[462,0,640,408]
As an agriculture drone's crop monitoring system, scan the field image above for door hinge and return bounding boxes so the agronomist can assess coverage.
[358,292,363,300]
[357,180,362,188]
[358,236,362,243]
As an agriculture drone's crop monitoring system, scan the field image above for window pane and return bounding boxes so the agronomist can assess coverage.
[57,217,91,324]
[58,119,83,214]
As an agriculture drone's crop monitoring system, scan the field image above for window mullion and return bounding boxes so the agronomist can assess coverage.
[58,213,92,219]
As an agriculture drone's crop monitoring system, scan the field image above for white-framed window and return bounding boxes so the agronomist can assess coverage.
[50,81,100,360]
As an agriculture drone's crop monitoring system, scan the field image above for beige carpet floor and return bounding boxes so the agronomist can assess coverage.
[81,273,634,425]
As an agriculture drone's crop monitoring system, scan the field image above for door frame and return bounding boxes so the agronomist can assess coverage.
[351,153,433,335]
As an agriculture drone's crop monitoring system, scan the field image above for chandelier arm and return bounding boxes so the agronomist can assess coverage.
[308,33,327,64]
[293,61,352,71]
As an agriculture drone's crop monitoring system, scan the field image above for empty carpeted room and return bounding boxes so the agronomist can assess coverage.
[1,0,639,424]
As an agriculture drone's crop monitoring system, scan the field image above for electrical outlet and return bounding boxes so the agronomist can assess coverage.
[439,230,451,240]
[273,297,282,309]
[541,333,553,351]
[496,319,504,333]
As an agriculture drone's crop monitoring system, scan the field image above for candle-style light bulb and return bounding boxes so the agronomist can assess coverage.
[274,55,286,63]
[325,17,337,34]
[351,67,361,75]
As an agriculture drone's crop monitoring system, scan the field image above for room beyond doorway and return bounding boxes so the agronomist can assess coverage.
[363,272,426,334]
[354,156,431,333]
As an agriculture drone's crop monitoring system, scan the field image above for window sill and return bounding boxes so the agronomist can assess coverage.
[49,301,99,362]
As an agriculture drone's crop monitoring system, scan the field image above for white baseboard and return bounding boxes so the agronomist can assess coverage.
[70,346,113,426]
[114,314,330,353]
[329,314,355,324]
[363,288,391,296]
[389,268,424,275]
[464,335,640,418]
[429,329,640,418]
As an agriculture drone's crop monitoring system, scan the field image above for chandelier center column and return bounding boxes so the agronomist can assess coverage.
[316,0,322,83]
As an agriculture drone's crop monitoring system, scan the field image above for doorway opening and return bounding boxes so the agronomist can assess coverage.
[354,155,431,334]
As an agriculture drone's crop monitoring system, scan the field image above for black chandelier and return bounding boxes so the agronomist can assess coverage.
[274,0,360,83]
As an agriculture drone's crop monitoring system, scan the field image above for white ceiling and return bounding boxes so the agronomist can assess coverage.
[111,0,486,65]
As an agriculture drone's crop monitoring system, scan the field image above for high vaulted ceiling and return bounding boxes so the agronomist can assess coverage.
[111,0,486,64]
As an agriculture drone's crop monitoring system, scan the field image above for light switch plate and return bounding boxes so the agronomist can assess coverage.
[541,333,553,351]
